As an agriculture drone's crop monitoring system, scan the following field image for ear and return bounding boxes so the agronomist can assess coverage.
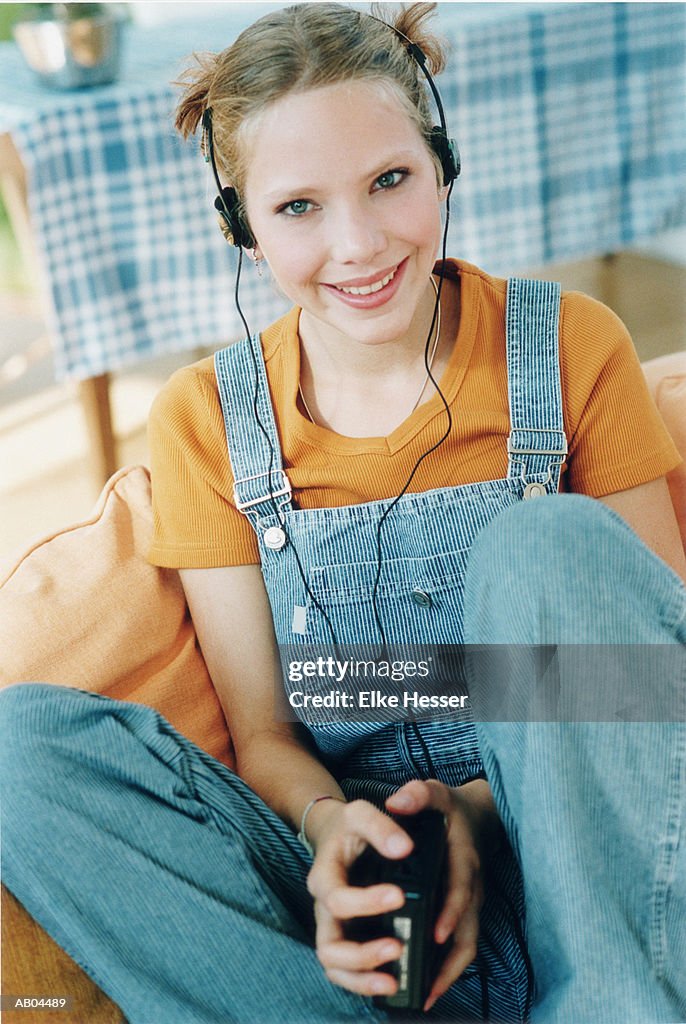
[251,244,264,261]
[438,184,450,202]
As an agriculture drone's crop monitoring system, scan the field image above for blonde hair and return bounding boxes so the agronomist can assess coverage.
[174,2,448,219]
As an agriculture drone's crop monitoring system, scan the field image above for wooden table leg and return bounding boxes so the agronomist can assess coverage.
[1,132,117,492]
[0,133,37,281]
[77,374,117,486]
[599,252,618,312]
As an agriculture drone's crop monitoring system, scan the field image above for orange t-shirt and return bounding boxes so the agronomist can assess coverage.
[147,260,681,568]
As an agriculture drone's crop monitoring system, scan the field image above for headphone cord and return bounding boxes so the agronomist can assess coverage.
[234,249,339,646]
[479,960,491,1022]
[371,177,455,651]
[210,24,459,657]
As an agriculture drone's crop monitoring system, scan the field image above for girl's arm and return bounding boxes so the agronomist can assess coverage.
[598,476,686,584]
[179,564,495,1002]
[179,563,348,827]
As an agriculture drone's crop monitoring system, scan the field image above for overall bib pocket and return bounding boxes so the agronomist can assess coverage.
[304,548,470,645]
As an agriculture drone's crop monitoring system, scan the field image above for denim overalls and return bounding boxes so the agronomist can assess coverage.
[214,276,567,1021]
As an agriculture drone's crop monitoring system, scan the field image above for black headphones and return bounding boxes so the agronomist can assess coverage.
[403,37,460,187]
[202,27,460,250]
[202,108,257,250]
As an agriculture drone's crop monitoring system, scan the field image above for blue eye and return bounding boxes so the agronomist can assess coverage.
[374,169,407,190]
[280,199,313,217]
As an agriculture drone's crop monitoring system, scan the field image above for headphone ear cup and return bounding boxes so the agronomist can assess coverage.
[214,186,256,249]
[429,126,460,186]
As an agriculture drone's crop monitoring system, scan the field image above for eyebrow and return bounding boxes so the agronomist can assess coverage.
[262,149,422,201]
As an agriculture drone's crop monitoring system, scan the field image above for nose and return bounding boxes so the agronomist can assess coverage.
[330,200,387,265]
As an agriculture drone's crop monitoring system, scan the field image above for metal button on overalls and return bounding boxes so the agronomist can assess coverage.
[264,526,287,550]
[523,482,546,500]
[411,587,432,608]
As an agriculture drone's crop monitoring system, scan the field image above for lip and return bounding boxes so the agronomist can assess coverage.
[326,262,401,290]
[321,257,409,310]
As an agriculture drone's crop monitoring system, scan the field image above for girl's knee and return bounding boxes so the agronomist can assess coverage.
[0,685,86,841]
[468,493,617,581]
[464,493,680,643]
[0,684,111,787]
[1,682,107,735]
[464,495,600,641]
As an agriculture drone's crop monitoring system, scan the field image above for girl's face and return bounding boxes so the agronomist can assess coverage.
[242,79,445,351]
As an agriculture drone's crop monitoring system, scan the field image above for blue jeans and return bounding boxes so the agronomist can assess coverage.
[2,495,685,1022]
[465,495,686,1023]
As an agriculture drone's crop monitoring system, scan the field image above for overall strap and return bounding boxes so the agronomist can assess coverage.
[505,277,568,492]
[215,334,293,531]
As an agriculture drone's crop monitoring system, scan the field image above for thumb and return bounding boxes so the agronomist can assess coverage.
[386,779,447,815]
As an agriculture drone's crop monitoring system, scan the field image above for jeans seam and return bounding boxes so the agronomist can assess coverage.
[648,721,686,981]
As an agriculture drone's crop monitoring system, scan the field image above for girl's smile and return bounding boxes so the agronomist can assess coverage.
[321,257,409,309]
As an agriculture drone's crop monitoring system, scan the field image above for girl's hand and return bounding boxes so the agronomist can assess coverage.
[305,778,496,1008]
[305,797,414,1000]
[385,779,489,1012]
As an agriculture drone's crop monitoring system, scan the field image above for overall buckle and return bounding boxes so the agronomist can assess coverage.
[233,470,292,513]
[507,431,568,458]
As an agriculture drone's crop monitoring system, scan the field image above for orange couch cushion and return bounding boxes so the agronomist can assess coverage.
[641,352,686,552]
[0,465,234,768]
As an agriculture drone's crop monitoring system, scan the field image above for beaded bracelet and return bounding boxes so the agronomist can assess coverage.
[297,795,345,856]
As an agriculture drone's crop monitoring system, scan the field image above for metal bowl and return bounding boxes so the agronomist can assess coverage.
[13,10,126,89]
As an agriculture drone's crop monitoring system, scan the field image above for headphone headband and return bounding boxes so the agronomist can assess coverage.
[373,19,460,187]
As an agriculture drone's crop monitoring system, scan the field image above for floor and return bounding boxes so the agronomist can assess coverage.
[1,252,685,575]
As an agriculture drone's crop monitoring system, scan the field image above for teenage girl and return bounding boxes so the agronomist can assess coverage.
[3,5,685,1022]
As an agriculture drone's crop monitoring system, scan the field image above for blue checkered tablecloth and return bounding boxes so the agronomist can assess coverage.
[0,3,684,381]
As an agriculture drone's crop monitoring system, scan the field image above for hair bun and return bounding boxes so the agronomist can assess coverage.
[174,51,219,140]
[373,2,448,76]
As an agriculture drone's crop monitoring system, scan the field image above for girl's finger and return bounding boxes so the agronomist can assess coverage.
[325,881,405,921]
[324,965,399,999]
[385,778,448,816]
[317,935,402,974]
[424,896,481,1012]
[434,847,482,943]
[313,896,343,946]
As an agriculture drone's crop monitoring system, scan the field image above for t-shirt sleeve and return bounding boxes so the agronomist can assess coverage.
[147,362,260,568]
[560,291,682,497]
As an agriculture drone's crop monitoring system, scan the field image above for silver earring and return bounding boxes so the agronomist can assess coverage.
[251,250,264,278]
